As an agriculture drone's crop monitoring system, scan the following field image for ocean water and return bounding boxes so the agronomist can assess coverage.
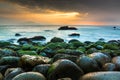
[0,25,120,44]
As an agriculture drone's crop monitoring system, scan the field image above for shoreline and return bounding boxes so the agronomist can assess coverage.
[0,37,120,79]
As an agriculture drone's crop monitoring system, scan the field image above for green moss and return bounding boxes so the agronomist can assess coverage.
[104,43,119,50]
[17,50,37,56]
[50,37,64,43]
[0,41,11,48]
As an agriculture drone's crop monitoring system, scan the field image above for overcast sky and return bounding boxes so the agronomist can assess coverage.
[0,0,120,25]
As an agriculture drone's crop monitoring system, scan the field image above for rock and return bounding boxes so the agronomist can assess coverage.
[52,54,78,63]
[87,48,98,54]
[0,73,3,80]
[80,71,120,80]
[0,65,11,75]
[102,63,116,71]
[0,56,20,67]
[89,52,111,67]
[56,49,83,56]
[19,55,51,70]
[0,41,11,48]
[103,43,119,50]
[48,59,84,80]
[68,33,80,37]
[98,38,105,42]
[0,48,17,57]
[30,36,46,41]
[4,68,24,80]
[68,39,84,48]
[15,33,21,36]
[112,56,120,70]
[12,72,46,80]
[50,37,64,43]
[17,37,31,45]
[17,50,37,56]
[58,26,77,30]
[33,64,51,77]
[77,55,100,73]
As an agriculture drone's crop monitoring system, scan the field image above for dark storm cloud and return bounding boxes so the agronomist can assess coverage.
[4,0,120,13]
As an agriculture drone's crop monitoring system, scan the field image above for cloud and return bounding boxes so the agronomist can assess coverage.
[3,0,120,14]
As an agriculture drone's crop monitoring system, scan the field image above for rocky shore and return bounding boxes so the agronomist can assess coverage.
[0,37,120,80]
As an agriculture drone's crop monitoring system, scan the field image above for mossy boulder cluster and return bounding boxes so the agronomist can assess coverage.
[0,37,120,80]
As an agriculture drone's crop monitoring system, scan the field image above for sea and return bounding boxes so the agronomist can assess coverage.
[0,25,120,44]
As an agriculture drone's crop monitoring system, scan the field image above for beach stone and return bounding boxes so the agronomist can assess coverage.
[77,55,100,73]
[89,52,111,67]
[15,33,21,36]
[0,65,11,75]
[0,56,20,67]
[12,72,46,80]
[17,37,31,44]
[30,36,46,41]
[50,37,64,43]
[52,54,78,63]
[68,33,80,37]
[58,26,77,30]
[0,41,11,48]
[0,48,17,57]
[0,73,3,80]
[17,50,37,56]
[112,56,120,70]
[33,64,51,77]
[56,49,83,56]
[68,39,84,48]
[4,68,24,80]
[80,71,120,80]
[102,63,116,71]
[48,59,84,80]
[19,55,51,70]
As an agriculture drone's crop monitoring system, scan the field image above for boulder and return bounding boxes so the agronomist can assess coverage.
[50,37,64,43]
[58,26,77,30]
[19,55,51,70]
[30,36,46,41]
[68,33,80,37]
[80,71,120,80]
[89,52,111,67]
[4,68,24,80]
[17,37,31,44]
[12,72,46,80]
[48,59,84,80]
[102,63,116,71]
[15,33,21,36]
[33,64,51,77]
[77,55,100,73]
[112,56,120,70]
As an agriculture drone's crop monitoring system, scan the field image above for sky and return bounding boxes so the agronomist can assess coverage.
[0,0,120,25]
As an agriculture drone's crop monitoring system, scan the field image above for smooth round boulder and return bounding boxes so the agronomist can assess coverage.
[77,55,100,73]
[0,73,3,80]
[80,71,120,80]
[48,59,84,80]
[102,63,116,71]
[112,56,120,70]
[50,37,64,43]
[89,52,111,67]
[33,64,51,77]
[19,55,50,70]
[0,56,20,67]
[4,68,24,80]
[12,72,46,80]
[52,54,78,63]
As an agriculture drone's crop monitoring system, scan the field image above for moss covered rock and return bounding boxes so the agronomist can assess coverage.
[50,37,64,43]
[80,71,120,80]
[12,72,46,80]
[77,55,100,73]
[48,59,84,80]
